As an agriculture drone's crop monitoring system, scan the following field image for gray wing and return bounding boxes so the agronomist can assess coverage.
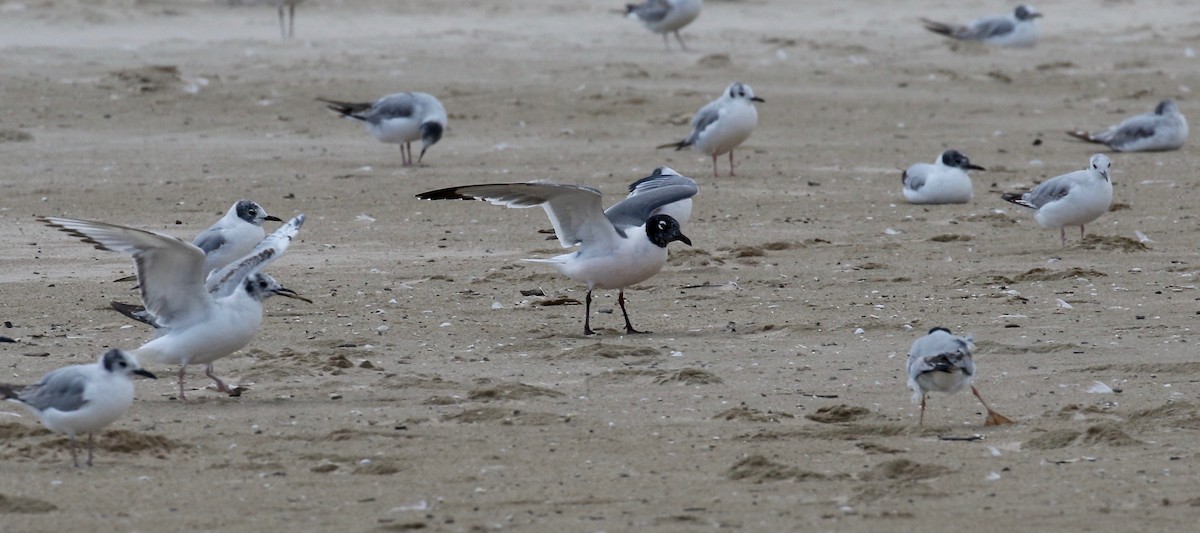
[960,16,1015,40]
[604,170,699,228]
[18,367,89,412]
[902,164,929,191]
[416,182,619,249]
[908,332,974,374]
[366,93,417,124]
[191,228,226,255]
[207,214,306,298]
[1098,113,1162,146]
[1020,172,1081,208]
[630,0,671,23]
[42,217,210,327]
[685,100,722,144]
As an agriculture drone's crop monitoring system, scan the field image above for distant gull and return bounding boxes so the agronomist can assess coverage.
[907,328,1012,426]
[416,168,697,335]
[2,349,155,467]
[319,92,447,167]
[1067,100,1188,152]
[902,150,985,204]
[42,215,311,400]
[275,0,304,39]
[624,0,703,51]
[1001,153,1113,247]
[658,82,763,177]
[921,4,1042,48]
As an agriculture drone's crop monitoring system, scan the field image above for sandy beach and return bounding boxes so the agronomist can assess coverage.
[3,0,1200,530]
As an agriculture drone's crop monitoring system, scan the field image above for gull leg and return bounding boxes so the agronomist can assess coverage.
[972,385,1013,426]
[1080,225,1086,241]
[70,435,79,467]
[918,394,926,426]
[728,150,737,177]
[87,432,94,467]
[278,5,286,39]
[618,289,647,334]
[583,290,596,336]
[711,153,719,177]
[1060,227,1067,248]
[205,364,231,394]
[177,366,188,401]
[288,3,296,39]
[674,31,689,51]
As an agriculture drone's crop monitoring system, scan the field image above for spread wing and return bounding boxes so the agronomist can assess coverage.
[42,217,210,326]
[416,182,618,249]
[207,214,306,299]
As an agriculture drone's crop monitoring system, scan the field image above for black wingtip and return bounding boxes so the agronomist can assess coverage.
[415,187,478,201]
[928,326,952,335]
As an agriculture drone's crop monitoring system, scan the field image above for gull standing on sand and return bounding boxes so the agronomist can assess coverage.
[42,215,311,400]
[416,168,697,336]
[1,350,156,467]
[901,150,985,204]
[319,92,447,167]
[1067,100,1188,152]
[907,328,1012,426]
[658,82,763,177]
[624,0,703,51]
[1001,153,1113,247]
[920,4,1042,48]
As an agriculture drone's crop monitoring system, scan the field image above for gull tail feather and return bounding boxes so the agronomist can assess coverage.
[316,97,371,120]
[1001,192,1037,210]
[919,18,956,37]
[656,140,690,151]
[1065,130,1102,144]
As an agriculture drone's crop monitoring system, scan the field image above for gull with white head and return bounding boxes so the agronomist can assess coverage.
[658,82,763,177]
[1002,154,1113,247]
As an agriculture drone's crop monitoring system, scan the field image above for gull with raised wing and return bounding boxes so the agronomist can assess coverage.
[1002,154,1113,247]
[42,214,310,400]
[901,149,985,204]
[624,0,703,51]
[319,92,447,166]
[921,4,1042,48]
[658,82,763,177]
[1,349,156,467]
[907,328,1012,426]
[416,168,697,335]
[1067,100,1188,152]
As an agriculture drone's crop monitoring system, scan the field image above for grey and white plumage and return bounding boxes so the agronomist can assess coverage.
[921,4,1042,48]
[1067,100,1188,152]
[274,0,304,39]
[42,214,310,400]
[416,169,697,335]
[319,92,447,166]
[901,150,985,204]
[1001,153,1113,247]
[657,82,763,177]
[906,327,1011,426]
[611,166,695,227]
[1,349,155,467]
[624,0,703,51]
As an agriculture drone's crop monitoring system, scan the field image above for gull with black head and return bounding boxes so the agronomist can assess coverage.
[42,214,310,400]
[416,168,697,335]
[1,349,156,467]
[319,92,447,167]
[901,150,985,204]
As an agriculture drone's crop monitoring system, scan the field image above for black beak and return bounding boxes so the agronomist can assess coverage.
[134,368,157,379]
[751,97,765,103]
[966,164,986,171]
[676,233,693,246]
[274,287,313,303]
[418,145,430,165]
[264,215,284,222]
[1030,13,1043,19]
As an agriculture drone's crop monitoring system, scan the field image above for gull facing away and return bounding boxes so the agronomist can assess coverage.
[901,149,985,204]
[1067,100,1188,152]
[1001,154,1113,247]
[1,350,156,467]
[624,0,703,51]
[921,4,1042,48]
[416,169,697,335]
[907,328,1012,426]
[42,215,311,401]
[275,0,304,39]
[658,82,763,177]
[318,92,447,167]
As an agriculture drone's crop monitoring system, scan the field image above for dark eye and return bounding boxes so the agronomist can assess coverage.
[249,208,258,216]
[118,360,127,367]
[259,280,269,288]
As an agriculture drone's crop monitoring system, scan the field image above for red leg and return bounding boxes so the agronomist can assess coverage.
[1060,227,1067,247]
[711,153,719,177]
[177,366,188,401]
[972,385,1014,426]
[728,151,736,176]
[919,394,926,426]
[205,364,230,393]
